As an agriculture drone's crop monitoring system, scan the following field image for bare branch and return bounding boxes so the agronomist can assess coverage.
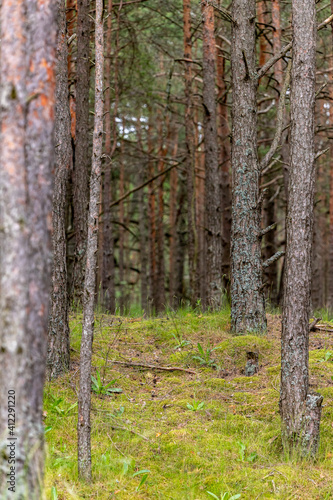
[263,250,285,269]
[260,60,291,172]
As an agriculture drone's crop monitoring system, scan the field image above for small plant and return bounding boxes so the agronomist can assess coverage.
[133,469,150,491]
[319,351,333,363]
[192,342,218,368]
[206,491,241,500]
[49,395,78,416]
[91,370,122,396]
[237,441,258,463]
[170,330,191,349]
[51,486,58,500]
[187,400,205,411]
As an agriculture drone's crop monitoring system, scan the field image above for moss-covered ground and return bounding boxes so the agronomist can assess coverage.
[44,309,333,499]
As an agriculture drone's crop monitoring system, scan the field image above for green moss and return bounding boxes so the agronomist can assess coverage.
[44,311,333,499]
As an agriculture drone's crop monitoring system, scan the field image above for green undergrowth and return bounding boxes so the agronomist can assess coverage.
[44,309,333,499]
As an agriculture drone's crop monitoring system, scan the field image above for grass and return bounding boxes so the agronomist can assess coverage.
[44,308,333,499]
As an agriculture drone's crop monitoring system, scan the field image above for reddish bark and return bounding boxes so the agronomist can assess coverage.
[216,28,232,292]
[102,0,116,312]
[169,132,179,303]
[183,0,198,305]
[257,1,268,67]
[0,0,57,495]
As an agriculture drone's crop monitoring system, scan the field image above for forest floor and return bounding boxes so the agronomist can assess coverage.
[44,308,333,499]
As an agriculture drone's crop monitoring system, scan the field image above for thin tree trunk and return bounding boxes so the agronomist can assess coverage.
[147,114,158,312]
[183,0,198,305]
[0,0,57,496]
[156,110,169,313]
[328,2,333,308]
[216,32,232,293]
[72,0,91,305]
[135,113,149,312]
[77,0,104,480]
[102,0,116,313]
[202,0,222,309]
[119,126,125,313]
[280,0,323,456]
[47,0,72,380]
[65,0,77,295]
[257,1,268,68]
[230,0,266,333]
[169,133,179,304]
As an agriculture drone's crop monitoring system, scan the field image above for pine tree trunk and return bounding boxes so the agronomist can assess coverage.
[102,0,116,313]
[72,0,91,305]
[328,1,333,308]
[77,0,104,480]
[47,0,72,380]
[230,0,266,333]
[202,0,222,309]
[169,133,179,304]
[147,115,158,312]
[216,33,232,293]
[280,0,323,456]
[0,0,57,496]
[183,0,198,305]
[119,130,125,313]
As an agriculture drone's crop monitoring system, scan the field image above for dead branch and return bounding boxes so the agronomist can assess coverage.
[110,360,196,375]
[262,250,285,269]
[260,61,291,171]
[260,223,277,238]
[309,317,322,332]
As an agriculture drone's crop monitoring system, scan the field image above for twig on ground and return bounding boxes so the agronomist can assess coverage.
[109,360,196,375]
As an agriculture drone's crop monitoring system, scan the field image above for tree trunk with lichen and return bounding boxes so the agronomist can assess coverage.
[47,0,72,380]
[202,0,222,309]
[77,0,104,480]
[280,0,323,457]
[0,0,57,496]
[230,0,266,334]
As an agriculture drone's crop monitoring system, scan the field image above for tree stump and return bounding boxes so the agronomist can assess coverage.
[245,351,259,376]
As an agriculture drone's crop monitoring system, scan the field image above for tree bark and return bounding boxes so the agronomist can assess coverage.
[328,1,333,308]
[280,0,323,456]
[47,0,72,380]
[169,133,179,305]
[202,0,222,309]
[216,31,232,294]
[102,0,116,313]
[183,0,198,306]
[230,0,266,333]
[77,0,104,480]
[0,0,57,496]
[72,0,91,305]
[147,114,158,312]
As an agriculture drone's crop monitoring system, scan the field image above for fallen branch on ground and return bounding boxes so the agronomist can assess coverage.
[110,360,196,374]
